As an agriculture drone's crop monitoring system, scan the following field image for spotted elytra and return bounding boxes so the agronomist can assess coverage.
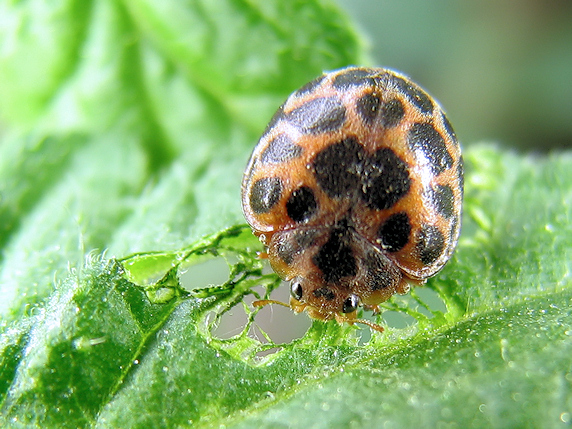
[241,66,463,332]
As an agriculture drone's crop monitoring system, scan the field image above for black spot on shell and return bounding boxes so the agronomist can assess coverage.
[417,225,445,265]
[249,177,282,214]
[260,134,303,164]
[430,185,455,219]
[408,123,453,174]
[361,148,411,210]
[364,251,400,290]
[380,99,405,128]
[391,76,433,114]
[313,225,357,283]
[295,75,326,96]
[276,237,296,265]
[356,93,381,125]
[378,212,411,252]
[312,137,362,198]
[275,229,319,265]
[332,68,375,89]
[313,287,336,301]
[313,139,410,209]
[287,96,346,134]
[286,186,318,223]
[261,103,285,138]
[295,229,319,250]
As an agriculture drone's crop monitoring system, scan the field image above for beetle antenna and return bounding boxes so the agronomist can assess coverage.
[336,313,385,333]
[354,318,384,333]
[252,299,290,309]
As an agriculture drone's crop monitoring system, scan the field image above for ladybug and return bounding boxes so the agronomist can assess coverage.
[241,66,463,332]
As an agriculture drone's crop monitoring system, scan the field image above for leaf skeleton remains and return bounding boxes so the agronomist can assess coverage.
[241,66,464,332]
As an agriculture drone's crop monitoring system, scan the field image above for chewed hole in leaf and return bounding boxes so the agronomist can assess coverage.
[208,281,311,349]
[179,257,231,292]
[415,286,448,315]
[381,310,417,329]
[120,224,451,358]
[212,303,250,340]
[120,251,187,287]
[248,283,311,344]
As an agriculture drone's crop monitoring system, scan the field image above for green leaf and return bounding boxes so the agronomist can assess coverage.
[3,145,572,427]
[1,1,572,428]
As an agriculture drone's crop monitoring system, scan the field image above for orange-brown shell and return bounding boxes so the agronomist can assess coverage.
[241,67,463,325]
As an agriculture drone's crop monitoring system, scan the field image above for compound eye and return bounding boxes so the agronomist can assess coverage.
[342,294,360,313]
[290,280,303,301]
